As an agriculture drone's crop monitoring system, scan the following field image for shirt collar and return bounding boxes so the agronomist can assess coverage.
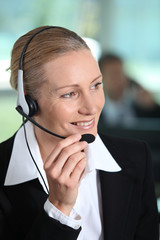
[86,134,121,172]
[4,121,48,192]
[4,121,121,192]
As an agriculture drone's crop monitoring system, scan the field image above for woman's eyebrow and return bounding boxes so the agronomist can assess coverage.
[55,74,102,92]
[55,84,79,92]
[90,74,102,84]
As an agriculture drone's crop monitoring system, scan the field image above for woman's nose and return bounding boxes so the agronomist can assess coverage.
[78,93,97,115]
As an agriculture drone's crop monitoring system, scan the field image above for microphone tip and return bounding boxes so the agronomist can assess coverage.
[80,134,95,144]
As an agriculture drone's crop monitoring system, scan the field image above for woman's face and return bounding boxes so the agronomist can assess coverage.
[35,49,105,141]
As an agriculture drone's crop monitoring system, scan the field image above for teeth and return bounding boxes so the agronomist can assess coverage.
[74,119,93,126]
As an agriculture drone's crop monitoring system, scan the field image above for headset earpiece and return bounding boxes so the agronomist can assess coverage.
[25,95,38,117]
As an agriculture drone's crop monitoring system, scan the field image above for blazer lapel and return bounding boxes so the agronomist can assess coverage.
[98,135,138,240]
[99,170,136,240]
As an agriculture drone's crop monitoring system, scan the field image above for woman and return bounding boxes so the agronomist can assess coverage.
[0,26,159,240]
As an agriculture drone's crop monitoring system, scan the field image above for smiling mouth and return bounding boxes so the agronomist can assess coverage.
[71,119,94,127]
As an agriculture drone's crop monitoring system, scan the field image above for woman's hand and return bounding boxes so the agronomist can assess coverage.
[44,134,88,216]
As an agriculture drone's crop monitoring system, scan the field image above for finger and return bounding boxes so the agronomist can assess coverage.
[45,141,88,176]
[61,151,86,177]
[44,134,81,168]
[71,158,87,182]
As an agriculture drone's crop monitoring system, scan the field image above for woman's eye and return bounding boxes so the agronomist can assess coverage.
[61,92,77,98]
[91,81,103,90]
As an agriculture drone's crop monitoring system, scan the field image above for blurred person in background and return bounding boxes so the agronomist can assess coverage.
[98,53,136,128]
[131,81,160,119]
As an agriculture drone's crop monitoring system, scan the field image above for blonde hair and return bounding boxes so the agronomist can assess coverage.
[10,26,90,100]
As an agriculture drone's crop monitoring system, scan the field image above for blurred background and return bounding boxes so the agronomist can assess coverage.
[0,0,160,214]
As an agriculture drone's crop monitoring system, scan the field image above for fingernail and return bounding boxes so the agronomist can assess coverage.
[83,141,88,147]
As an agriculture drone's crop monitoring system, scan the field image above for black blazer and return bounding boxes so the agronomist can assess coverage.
[0,133,159,240]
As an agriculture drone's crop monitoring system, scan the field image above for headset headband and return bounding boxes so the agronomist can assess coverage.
[19,26,56,70]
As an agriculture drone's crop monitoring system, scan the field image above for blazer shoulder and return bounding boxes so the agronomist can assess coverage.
[99,132,146,149]
[99,132,151,171]
[0,135,16,185]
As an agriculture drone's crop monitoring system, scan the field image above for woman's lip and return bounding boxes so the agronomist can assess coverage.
[71,119,95,129]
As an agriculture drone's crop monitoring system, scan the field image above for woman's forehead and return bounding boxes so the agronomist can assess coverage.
[43,50,101,87]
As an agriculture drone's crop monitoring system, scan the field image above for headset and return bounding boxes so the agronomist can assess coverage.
[16,26,56,118]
